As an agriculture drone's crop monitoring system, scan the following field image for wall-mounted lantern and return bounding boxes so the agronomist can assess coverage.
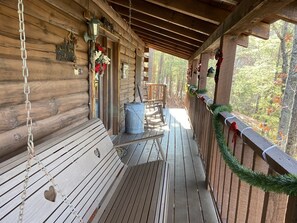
[84,18,102,42]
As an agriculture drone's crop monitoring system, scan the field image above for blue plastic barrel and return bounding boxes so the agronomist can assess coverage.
[124,102,145,134]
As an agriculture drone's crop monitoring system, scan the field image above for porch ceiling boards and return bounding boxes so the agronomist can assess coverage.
[107,0,297,60]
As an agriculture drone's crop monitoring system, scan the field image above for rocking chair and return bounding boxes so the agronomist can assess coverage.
[137,84,165,126]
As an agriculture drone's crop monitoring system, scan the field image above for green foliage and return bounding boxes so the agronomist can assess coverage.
[187,84,207,97]
[230,21,295,142]
[152,50,188,103]
[212,105,297,196]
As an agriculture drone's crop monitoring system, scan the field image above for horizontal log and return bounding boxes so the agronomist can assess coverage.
[45,0,87,22]
[34,117,89,146]
[0,58,88,81]
[0,4,87,50]
[0,79,88,106]
[1,0,86,36]
[0,92,88,133]
[0,34,87,66]
[0,45,87,66]
[0,106,89,159]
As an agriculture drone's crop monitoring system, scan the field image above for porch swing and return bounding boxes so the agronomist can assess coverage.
[0,1,169,222]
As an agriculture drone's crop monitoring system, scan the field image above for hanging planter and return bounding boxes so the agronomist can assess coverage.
[207,67,215,77]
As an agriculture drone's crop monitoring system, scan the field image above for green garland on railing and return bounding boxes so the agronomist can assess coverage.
[212,105,297,196]
[187,84,207,97]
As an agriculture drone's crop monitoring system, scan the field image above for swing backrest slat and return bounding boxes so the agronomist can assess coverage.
[0,119,124,222]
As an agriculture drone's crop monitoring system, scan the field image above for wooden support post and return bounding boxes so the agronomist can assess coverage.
[191,59,199,86]
[192,53,209,139]
[113,42,121,134]
[89,41,96,119]
[102,37,108,125]
[198,53,210,90]
[205,36,237,189]
[214,35,237,105]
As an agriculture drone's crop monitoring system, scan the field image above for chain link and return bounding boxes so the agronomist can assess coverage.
[17,1,35,221]
[17,1,83,222]
[127,0,132,102]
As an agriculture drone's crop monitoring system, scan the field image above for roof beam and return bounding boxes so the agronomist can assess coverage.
[146,44,191,59]
[137,34,195,55]
[214,0,238,5]
[135,30,197,52]
[145,0,230,25]
[131,25,200,50]
[107,0,217,35]
[190,0,296,60]
[244,22,270,40]
[113,5,208,42]
[125,18,201,47]
[275,1,297,24]
[91,0,144,45]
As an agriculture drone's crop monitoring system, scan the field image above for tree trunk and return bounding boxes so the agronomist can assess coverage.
[158,53,164,83]
[148,48,154,82]
[255,94,261,114]
[285,25,297,156]
[169,76,173,97]
[280,22,289,82]
[286,90,297,157]
[179,82,183,99]
[277,24,297,148]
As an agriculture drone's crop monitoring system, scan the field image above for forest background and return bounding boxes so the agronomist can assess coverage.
[147,20,297,157]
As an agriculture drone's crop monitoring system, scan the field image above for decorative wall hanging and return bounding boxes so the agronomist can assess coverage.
[122,63,129,79]
[56,32,77,62]
[101,17,114,32]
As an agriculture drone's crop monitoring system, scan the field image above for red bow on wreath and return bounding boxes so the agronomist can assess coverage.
[228,121,238,149]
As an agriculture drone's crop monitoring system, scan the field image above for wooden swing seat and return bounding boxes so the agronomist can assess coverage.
[0,119,169,223]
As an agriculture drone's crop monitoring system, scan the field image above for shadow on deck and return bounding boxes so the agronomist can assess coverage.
[119,108,218,223]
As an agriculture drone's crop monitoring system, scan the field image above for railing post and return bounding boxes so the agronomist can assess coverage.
[285,196,297,223]
[148,84,153,100]
[163,84,167,108]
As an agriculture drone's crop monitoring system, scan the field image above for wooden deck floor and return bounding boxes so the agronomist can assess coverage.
[119,108,218,223]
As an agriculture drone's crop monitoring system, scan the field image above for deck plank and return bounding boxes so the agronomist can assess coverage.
[119,108,218,223]
[180,115,204,223]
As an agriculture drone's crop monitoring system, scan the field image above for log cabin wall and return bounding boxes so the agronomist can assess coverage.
[0,0,144,161]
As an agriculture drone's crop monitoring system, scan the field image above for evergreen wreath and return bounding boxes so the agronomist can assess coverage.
[187,84,207,97]
[212,105,297,196]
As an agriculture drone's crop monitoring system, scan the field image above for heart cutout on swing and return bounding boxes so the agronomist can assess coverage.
[44,186,56,202]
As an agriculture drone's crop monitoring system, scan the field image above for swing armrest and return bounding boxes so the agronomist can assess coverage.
[112,130,164,148]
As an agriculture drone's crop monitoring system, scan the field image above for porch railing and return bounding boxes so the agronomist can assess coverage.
[145,83,167,108]
[189,94,297,223]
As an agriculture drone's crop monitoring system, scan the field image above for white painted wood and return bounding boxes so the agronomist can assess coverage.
[1,118,169,223]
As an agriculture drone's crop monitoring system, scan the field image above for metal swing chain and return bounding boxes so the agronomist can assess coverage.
[17,1,83,222]
[126,0,132,102]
